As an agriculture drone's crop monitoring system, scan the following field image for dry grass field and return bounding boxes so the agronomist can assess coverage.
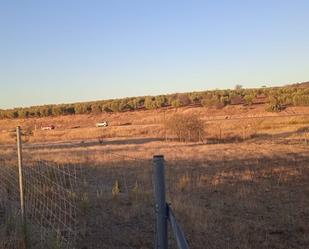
[1,104,309,144]
[1,104,309,249]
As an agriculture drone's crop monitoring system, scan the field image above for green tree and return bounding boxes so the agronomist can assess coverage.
[235,84,243,90]
[244,95,255,105]
[178,93,191,106]
[171,99,181,108]
[74,103,91,114]
[265,96,285,112]
[144,96,156,109]
[91,103,102,114]
[110,100,121,112]
[155,95,167,108]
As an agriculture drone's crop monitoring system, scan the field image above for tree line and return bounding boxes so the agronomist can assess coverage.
[1,85,309,119]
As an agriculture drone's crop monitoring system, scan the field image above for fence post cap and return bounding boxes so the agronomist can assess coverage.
[153,155,164,161]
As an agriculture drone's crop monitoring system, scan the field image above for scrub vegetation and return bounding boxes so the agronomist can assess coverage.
[1,82,309,119]
[0,83,309,249]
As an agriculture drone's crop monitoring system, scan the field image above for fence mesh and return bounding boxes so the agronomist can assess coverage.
[1,144,157,249]
[0,148,81,249]
[0,150,22,249]
[22,159,81,249]
[76,151,155,249]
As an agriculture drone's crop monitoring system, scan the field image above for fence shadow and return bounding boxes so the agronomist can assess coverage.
[165,153,309,249]
[24,137,163,150]
[1,149,309,249]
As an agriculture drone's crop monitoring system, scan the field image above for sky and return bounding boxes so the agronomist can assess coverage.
[1,0,309,109]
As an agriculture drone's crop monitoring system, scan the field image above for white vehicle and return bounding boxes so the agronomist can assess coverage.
[41,125,55,130]
[96,121,108,127]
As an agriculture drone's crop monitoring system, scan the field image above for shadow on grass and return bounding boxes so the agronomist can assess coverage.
[76,152,309,249]
[23,137,164,150]
[2,151,309,249]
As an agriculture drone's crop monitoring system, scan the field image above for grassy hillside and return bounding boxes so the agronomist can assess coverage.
[1,104,309,145]
[1,81,309,120]
[1,84,309,249]
[1,115,309,249]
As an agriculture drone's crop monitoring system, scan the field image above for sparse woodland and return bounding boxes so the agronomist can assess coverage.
[1,82,309,119]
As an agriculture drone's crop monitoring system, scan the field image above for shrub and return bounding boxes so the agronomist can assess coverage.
[177,174,191,192]
[110,100,121,112]
[235,84,243,90]
[201,95,225,108]
[165,113,205,142]
[144,96,156,109]
[177,93,191,106]
[265,96,285,112]
[74,103,90,114]
[112,180,121,197]
[244,95,255,105]
[171,99,181,108]
[292,94,309,106]
[91,104,102,114]
[155,95,167,108]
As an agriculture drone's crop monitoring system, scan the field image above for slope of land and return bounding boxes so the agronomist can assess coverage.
[1,80,309,120]
[1,104,309,145]
[1,98,309,249]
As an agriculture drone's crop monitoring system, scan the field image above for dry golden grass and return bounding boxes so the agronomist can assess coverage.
[5,140,306,249]
[1,104,309,145]
[1,105,309,249]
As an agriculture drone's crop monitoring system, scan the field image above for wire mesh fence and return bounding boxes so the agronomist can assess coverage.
[0,145,82,249]
[22,158,81,249]
[0,144,157,249]
[0,151,23,249]
[76,151,155,249]
[1,135,309,249]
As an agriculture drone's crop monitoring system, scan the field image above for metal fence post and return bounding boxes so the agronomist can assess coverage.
[16,126,25,222]
[153,155,168,249]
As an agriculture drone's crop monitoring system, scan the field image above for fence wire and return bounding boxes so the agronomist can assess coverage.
[0,146,184,249]
[0,152,22,249]
[0,149,81,249]
[76,150,155,249]
[22,158,81,249]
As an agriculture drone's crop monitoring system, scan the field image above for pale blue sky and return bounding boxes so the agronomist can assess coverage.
[1,0,309,109]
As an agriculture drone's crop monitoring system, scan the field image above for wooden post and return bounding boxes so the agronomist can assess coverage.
[153,155,168,249]
[16,126,25,222]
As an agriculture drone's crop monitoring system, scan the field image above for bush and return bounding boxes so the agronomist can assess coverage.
[293,94,309,106]
[244,95,255,105]
[177,93,191,106]
[155,95,167,108]
[171,99,181,108]
[165,113,205,142]
[144,96,156,109]
[201,96,225,108]
[265,96,285,112]
[235,84,243,90]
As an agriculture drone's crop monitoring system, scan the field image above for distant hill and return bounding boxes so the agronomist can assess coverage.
[1,81,309,119]
[286,81,309,88]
